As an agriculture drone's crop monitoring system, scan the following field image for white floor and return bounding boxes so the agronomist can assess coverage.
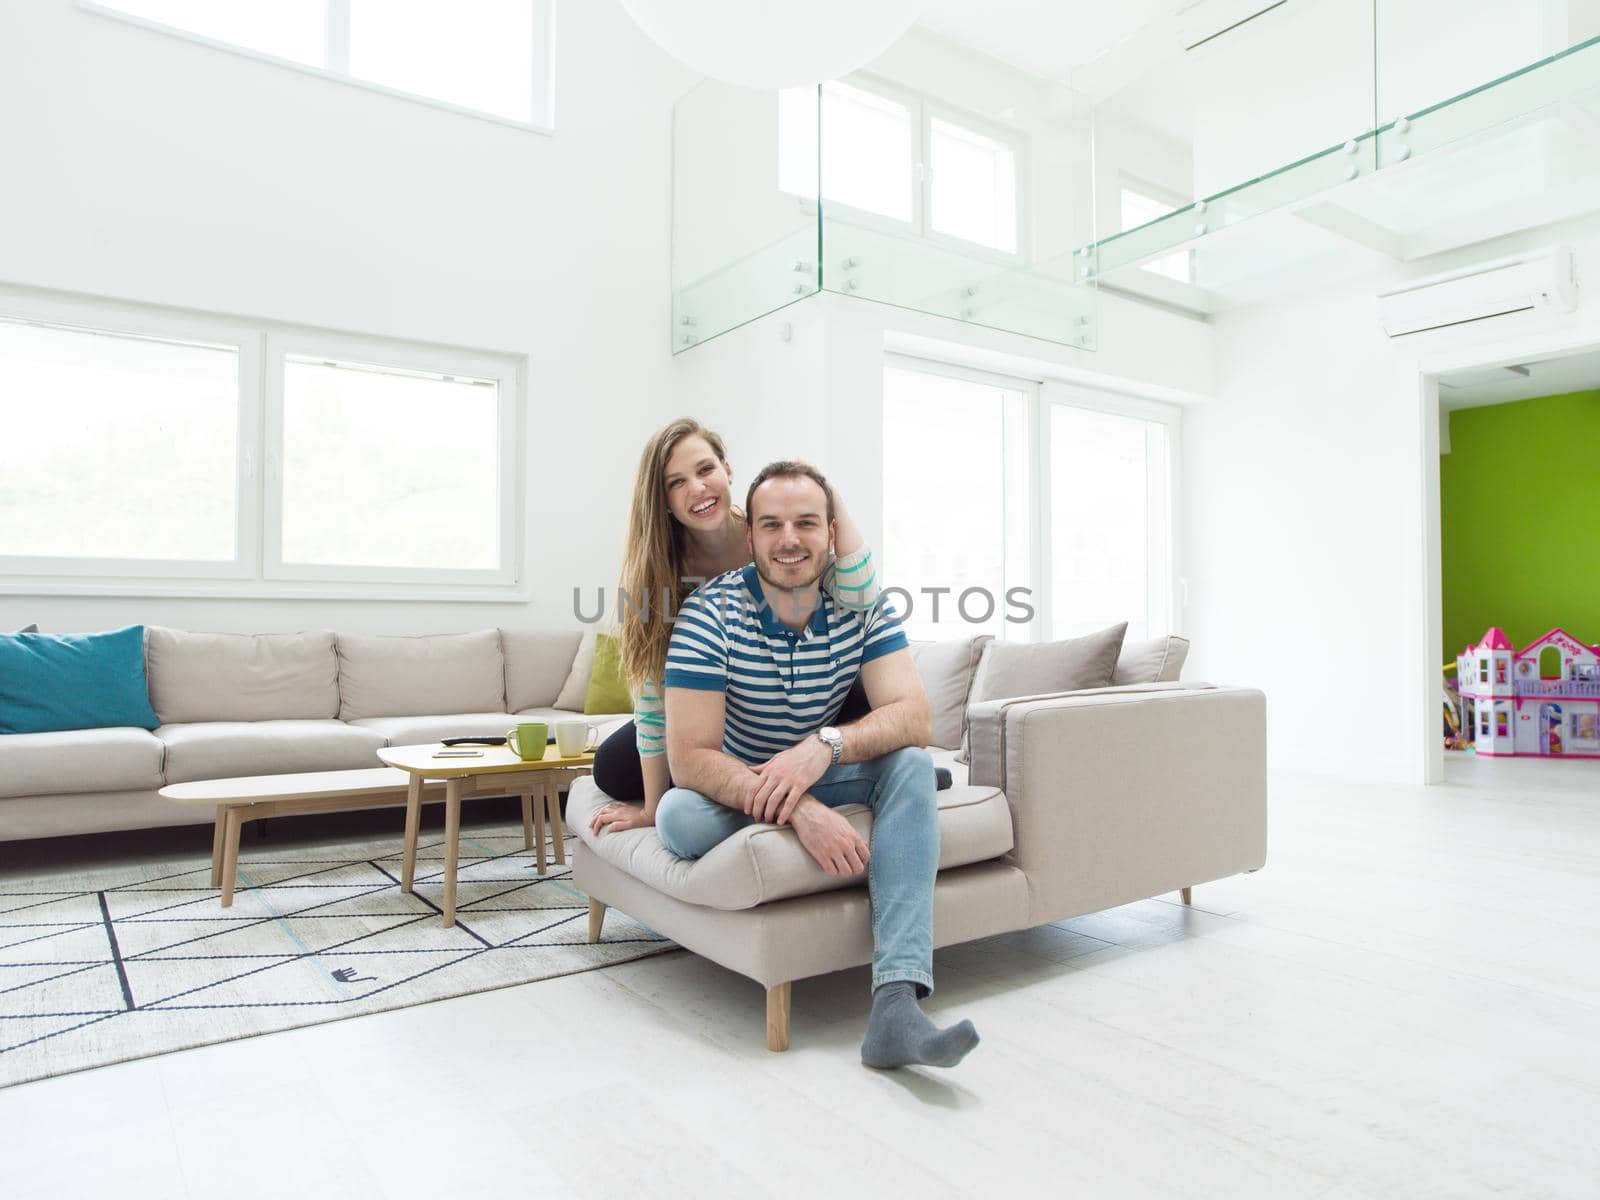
[3,756,1597,1199]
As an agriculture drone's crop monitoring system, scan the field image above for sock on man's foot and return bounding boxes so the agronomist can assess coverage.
[860,981,979,1069]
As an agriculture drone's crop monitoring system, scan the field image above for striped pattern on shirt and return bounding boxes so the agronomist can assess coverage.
[632,544,881,758]
[662,564,908,766]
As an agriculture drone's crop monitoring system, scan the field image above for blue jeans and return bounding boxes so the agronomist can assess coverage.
[655,746,939,995]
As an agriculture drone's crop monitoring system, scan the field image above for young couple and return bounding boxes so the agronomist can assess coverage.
[587,418,979,1070]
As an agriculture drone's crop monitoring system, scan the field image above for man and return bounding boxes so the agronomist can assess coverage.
[658,460,979,1070]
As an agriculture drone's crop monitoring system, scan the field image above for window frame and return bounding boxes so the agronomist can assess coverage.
[881,353,1037,641]
[1038,380,1181,644]
[0,292,263,584]
[882,352,1180,644]
[795,75,1029,264]
[262,331,522,588]
[80,0,557,135]
[0,287,526,601]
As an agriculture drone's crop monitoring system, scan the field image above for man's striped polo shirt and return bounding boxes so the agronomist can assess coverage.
[662,564,908,765]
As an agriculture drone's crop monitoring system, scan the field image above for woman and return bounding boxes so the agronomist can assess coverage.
[588,417,879,836]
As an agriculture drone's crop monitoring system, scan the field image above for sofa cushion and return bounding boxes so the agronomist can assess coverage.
[501,629,583,711]
[0,625,160,735]
[156,720,387,785]
[0,727,165,798]
[909,635,991,750]
[1113,634,1190,685]
[960,623,1127,761]
[335,631,506,720]
[145,627,339,723]
[566,774,1013,912]
[553,630,598,711]
[349,713,519,748]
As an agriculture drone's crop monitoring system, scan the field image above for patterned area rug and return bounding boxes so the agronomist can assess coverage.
[0,821,674,1089]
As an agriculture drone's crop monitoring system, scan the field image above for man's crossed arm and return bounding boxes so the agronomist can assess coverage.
[664,649,932,877]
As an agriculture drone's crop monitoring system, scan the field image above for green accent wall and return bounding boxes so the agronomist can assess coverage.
[1441,389,1600,663]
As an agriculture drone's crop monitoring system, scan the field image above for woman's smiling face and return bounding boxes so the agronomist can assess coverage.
[662,434,733,531]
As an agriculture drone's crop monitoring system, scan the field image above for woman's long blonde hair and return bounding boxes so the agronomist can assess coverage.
[617,417,737,691]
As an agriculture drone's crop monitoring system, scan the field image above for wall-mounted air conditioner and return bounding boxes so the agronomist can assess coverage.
[1376,248,1578,338]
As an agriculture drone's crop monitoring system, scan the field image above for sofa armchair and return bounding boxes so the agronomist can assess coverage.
[566,634,1267,1050]
[0,626,630,842]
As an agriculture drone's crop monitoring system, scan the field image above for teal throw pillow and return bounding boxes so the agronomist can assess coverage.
[0,625,160,735]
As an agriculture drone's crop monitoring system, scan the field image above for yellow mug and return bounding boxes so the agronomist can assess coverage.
[506,723,548,761]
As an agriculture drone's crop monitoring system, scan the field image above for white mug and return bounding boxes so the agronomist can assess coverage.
[555,720,600,757]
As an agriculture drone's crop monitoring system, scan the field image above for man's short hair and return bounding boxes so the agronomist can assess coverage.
[745,460,835,525]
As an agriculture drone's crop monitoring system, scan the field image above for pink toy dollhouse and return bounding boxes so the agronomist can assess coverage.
[1456,626,1600,757]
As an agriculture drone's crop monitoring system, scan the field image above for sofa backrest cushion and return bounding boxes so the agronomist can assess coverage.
[0,625,160,735]
[909,635,992,750]
[336,630,506,720]
[146,627,340,724]
[970,622,1128,705]
[501,629,583,711]
[960,622,1127,761]
[1112,634,1190,685]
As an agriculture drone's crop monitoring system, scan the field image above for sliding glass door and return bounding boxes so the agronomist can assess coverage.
[1045,392,1174,642]
[883,359,1178,644]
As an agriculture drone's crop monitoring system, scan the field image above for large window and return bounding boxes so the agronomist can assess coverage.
[0,321,241,567]
[781,79,1025,255]
[1048,400,1172,641]
[882,363,1030,640]
[883,357,1178,644]
[0,292,521,597]
[85,0,554,130]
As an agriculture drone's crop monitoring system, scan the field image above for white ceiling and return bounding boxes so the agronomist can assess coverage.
[1439,349,1600,410]
[916,0,1179,82]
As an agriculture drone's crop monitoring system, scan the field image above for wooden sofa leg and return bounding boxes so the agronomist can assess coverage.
[587,898,606,943]
[1180,886,1192,905]
[766,983,791,1052]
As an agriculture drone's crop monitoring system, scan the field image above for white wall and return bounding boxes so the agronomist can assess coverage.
[1183,224,1600,783]
[0,0,695,636]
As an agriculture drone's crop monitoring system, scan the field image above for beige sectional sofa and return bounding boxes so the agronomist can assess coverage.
[567,633,1267,1049]
[0,627,630,842]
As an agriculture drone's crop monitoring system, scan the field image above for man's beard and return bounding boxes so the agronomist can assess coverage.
[754,546,827,596]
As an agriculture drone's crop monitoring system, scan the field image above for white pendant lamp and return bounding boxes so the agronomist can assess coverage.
[619,0,924,90]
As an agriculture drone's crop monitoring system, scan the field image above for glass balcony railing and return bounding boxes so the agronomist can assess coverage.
[673,2,1600,348]
[672,29,1098,353]
[1083,1,1600,313]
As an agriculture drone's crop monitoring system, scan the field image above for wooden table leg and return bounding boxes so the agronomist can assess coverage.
[220,807,244,908]
[210,805,226,887]
[521,794,535,850]
[548,774,567,866]
[401,773,423,893]
[442,778,463,927]
[533,778,548,876]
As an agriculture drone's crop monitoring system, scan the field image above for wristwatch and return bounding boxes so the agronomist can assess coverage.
[816,726,844,765]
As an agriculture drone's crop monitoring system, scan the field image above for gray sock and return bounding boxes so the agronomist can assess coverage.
[860,981,979,1069]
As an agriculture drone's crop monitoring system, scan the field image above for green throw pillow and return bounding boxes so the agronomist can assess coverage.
[584,632,632,715]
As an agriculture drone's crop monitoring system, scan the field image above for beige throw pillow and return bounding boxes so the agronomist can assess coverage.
[553,630,598,712]
[908,635,992,750]
[1112,634,1191,685]
[959,622,1128,761]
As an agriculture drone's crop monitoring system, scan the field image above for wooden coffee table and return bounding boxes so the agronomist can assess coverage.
[162,767,445,909]
[376,743,596,927]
